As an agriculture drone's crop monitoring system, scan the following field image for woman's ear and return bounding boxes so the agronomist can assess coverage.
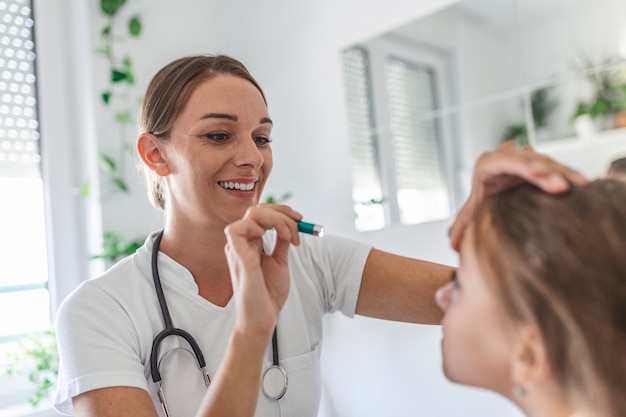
[137,133,170,176]
[511,324,550,396]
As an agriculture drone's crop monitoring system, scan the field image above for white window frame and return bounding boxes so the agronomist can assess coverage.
[346,33,457,231]
[0,1,97,414]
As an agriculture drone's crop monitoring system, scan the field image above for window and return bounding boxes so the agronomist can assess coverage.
[341,47,386,231]
[341,36,452,231]
[0,0,50,406]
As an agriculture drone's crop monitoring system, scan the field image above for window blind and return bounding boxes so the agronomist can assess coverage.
[385,58,445,191]
[341,47,386,230]
[0,0,40,178]
[341,47,382,196]
[384,57,450,224]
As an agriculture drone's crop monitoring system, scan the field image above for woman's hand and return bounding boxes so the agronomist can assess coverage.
[224,204,302,337]
[448,141,588,251]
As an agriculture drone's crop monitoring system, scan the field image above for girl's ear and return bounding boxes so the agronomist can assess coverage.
[137,133,170,176]
[511,324,550,396]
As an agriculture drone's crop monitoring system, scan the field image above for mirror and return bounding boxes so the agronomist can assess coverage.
[341,0,626,220]
[373,0,626,143]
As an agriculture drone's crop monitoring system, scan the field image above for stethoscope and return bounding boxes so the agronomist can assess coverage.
[149,230,288,417]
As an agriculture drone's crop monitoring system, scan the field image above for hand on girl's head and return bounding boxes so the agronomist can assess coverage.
[448,142,588,251]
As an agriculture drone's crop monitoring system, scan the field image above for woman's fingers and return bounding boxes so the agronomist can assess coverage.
[223,204,301,320]
[448,143,589,251]
[226,205,301,245]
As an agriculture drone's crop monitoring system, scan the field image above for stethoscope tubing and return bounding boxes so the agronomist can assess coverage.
[148,230,285,399]
[150,230,210,386]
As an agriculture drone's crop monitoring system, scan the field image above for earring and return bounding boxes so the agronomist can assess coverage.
[512,382,534,398]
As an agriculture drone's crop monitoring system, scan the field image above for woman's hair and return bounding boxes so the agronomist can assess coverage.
[472,180,626,417]
[138,54,266,210]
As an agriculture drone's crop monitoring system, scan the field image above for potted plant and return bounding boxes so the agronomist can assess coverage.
[4,330,58,407]
[571,54,626,135]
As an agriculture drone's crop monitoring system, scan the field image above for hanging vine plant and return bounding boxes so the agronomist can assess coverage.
[79,0,142,198]
[88,0,145,260]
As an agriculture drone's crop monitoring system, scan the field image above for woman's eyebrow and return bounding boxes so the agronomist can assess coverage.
[201,113,237,121]
[199,114,273,126]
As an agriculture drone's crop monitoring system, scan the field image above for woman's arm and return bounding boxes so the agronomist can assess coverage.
[73,388,158,417]
[356,248,451,324]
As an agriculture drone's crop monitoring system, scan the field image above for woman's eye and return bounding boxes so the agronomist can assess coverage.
[206,132,229,142]
[254,136,272,146]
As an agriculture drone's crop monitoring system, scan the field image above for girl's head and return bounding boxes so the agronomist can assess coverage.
[138,54,267,211]
[437,180,626,417]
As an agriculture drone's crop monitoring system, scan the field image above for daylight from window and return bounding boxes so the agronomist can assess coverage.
[341,43,451,231]
[0,0,50,357]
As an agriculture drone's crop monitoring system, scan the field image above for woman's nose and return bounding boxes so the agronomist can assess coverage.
[435,281,454,311]
[235,137,264,168]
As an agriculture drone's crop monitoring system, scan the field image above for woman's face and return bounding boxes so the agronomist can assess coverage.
[435,225,519,395]
[161,74,273,226]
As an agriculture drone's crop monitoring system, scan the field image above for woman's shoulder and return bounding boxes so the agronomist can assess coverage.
[95,245,151,288]
[289,232,372,258]
[58,243,152,313]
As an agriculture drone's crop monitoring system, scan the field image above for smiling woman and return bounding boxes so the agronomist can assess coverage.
[53,54,359,417]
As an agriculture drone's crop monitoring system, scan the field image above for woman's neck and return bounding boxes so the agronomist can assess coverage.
[158,221,234,306]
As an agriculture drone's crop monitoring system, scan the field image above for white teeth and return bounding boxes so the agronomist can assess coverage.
[219,181,255,191]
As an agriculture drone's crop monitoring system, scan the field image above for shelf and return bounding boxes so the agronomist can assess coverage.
[534,127,626,178]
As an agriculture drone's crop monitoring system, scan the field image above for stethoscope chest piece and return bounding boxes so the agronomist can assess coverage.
[262,365,288,400]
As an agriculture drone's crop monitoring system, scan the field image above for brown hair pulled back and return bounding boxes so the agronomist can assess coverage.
[472,180,626,417]
[139,54,266,210]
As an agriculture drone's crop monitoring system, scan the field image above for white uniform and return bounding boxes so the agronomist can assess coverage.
[53,230,372,417]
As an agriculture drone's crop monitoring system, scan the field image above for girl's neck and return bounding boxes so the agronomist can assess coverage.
[513,382,575,417]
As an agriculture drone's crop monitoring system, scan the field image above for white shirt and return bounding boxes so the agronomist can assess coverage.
[53,230,372,417]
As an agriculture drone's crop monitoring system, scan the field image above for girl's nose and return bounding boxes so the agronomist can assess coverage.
[435,281,455,311]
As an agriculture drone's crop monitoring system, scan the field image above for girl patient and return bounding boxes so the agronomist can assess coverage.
[435,180,626,417]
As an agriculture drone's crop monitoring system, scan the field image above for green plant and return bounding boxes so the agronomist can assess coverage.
[91,231,143,262]
[501,123,529,146]
[501,86,557,146]
[4,330,59,407]
[571,54,626,122]
[83,0,144,262]
[80,0,142,199]
[571,97,614,122]
[263,192,293,204]
[530,86,558,129]
[358,197,385,205]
